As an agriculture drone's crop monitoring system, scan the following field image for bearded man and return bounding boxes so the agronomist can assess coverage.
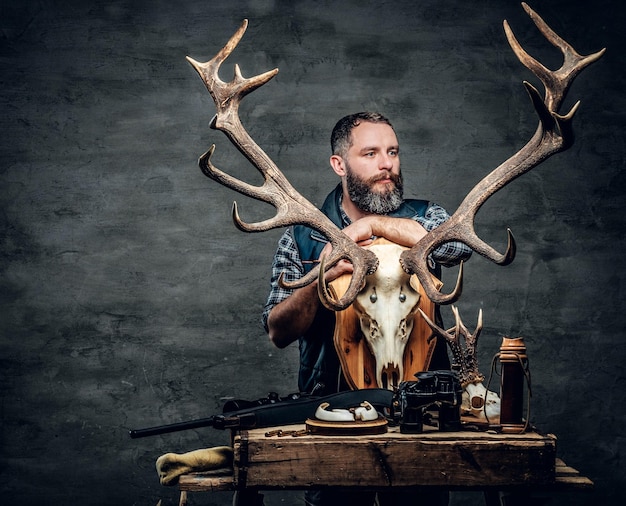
[261,112,472,506]
[262,111,472,397]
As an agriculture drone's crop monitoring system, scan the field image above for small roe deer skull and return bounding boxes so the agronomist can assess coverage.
[420,306,500,421]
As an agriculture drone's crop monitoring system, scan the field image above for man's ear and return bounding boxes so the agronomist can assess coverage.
[330,155,346,177]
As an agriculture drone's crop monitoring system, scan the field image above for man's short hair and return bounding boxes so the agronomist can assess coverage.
[330,112,394,158]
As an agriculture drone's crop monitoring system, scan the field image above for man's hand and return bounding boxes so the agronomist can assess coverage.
[343,215,428,247]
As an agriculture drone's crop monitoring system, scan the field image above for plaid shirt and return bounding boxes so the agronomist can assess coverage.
[262,200,471,331]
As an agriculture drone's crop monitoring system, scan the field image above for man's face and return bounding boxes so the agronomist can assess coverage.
[343,122,403,214]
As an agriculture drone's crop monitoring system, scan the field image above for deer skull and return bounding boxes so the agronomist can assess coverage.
[352,242,422,390]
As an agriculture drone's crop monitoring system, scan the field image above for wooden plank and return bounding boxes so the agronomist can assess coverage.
[233,425,557,489]
[554,475,594,488]
[554,458,594,490]
[178,473,234,492]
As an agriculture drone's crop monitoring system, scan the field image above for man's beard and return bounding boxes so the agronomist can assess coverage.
[346,168,404,214]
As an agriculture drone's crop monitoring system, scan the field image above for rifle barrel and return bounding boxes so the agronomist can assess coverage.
[129,416,216,439]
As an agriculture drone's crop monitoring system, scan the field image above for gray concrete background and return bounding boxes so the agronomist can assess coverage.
[1,0,623,505]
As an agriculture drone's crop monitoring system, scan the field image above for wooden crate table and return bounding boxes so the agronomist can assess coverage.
[233,423,557,489]
[177,424,593,505]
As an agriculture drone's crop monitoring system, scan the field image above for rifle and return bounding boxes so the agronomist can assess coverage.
[129,388,395,439]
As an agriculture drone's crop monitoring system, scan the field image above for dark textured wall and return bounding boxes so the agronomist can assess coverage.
[1,1,623,505]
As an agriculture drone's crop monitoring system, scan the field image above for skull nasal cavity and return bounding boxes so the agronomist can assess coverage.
[381,365,400,390]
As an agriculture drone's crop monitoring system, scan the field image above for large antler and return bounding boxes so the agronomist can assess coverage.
[400,2,605,304]
[186,20,378,310]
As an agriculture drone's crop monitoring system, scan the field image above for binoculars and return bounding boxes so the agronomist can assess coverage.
[395,370,463,433]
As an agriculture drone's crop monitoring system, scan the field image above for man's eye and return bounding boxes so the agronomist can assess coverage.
[389,150,398,156]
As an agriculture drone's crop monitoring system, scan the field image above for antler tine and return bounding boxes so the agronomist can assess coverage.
[190,20,380,311]
[475,307,483,336]
[451,305,465,339]
[507,3,606,113]
[417,307,461,351]
[400,4,604,305]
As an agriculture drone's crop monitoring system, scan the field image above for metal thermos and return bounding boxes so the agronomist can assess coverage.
[498,336,528,433]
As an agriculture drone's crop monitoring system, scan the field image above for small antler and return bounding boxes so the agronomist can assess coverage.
[187,20,379,310]
[401,3,605,304]
[418,306,484,388]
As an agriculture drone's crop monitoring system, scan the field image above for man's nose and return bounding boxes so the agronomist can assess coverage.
[379,153,394,170]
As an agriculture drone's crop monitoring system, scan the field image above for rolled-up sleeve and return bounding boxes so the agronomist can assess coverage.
[262,228,304,331]
[415,203,473,267]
